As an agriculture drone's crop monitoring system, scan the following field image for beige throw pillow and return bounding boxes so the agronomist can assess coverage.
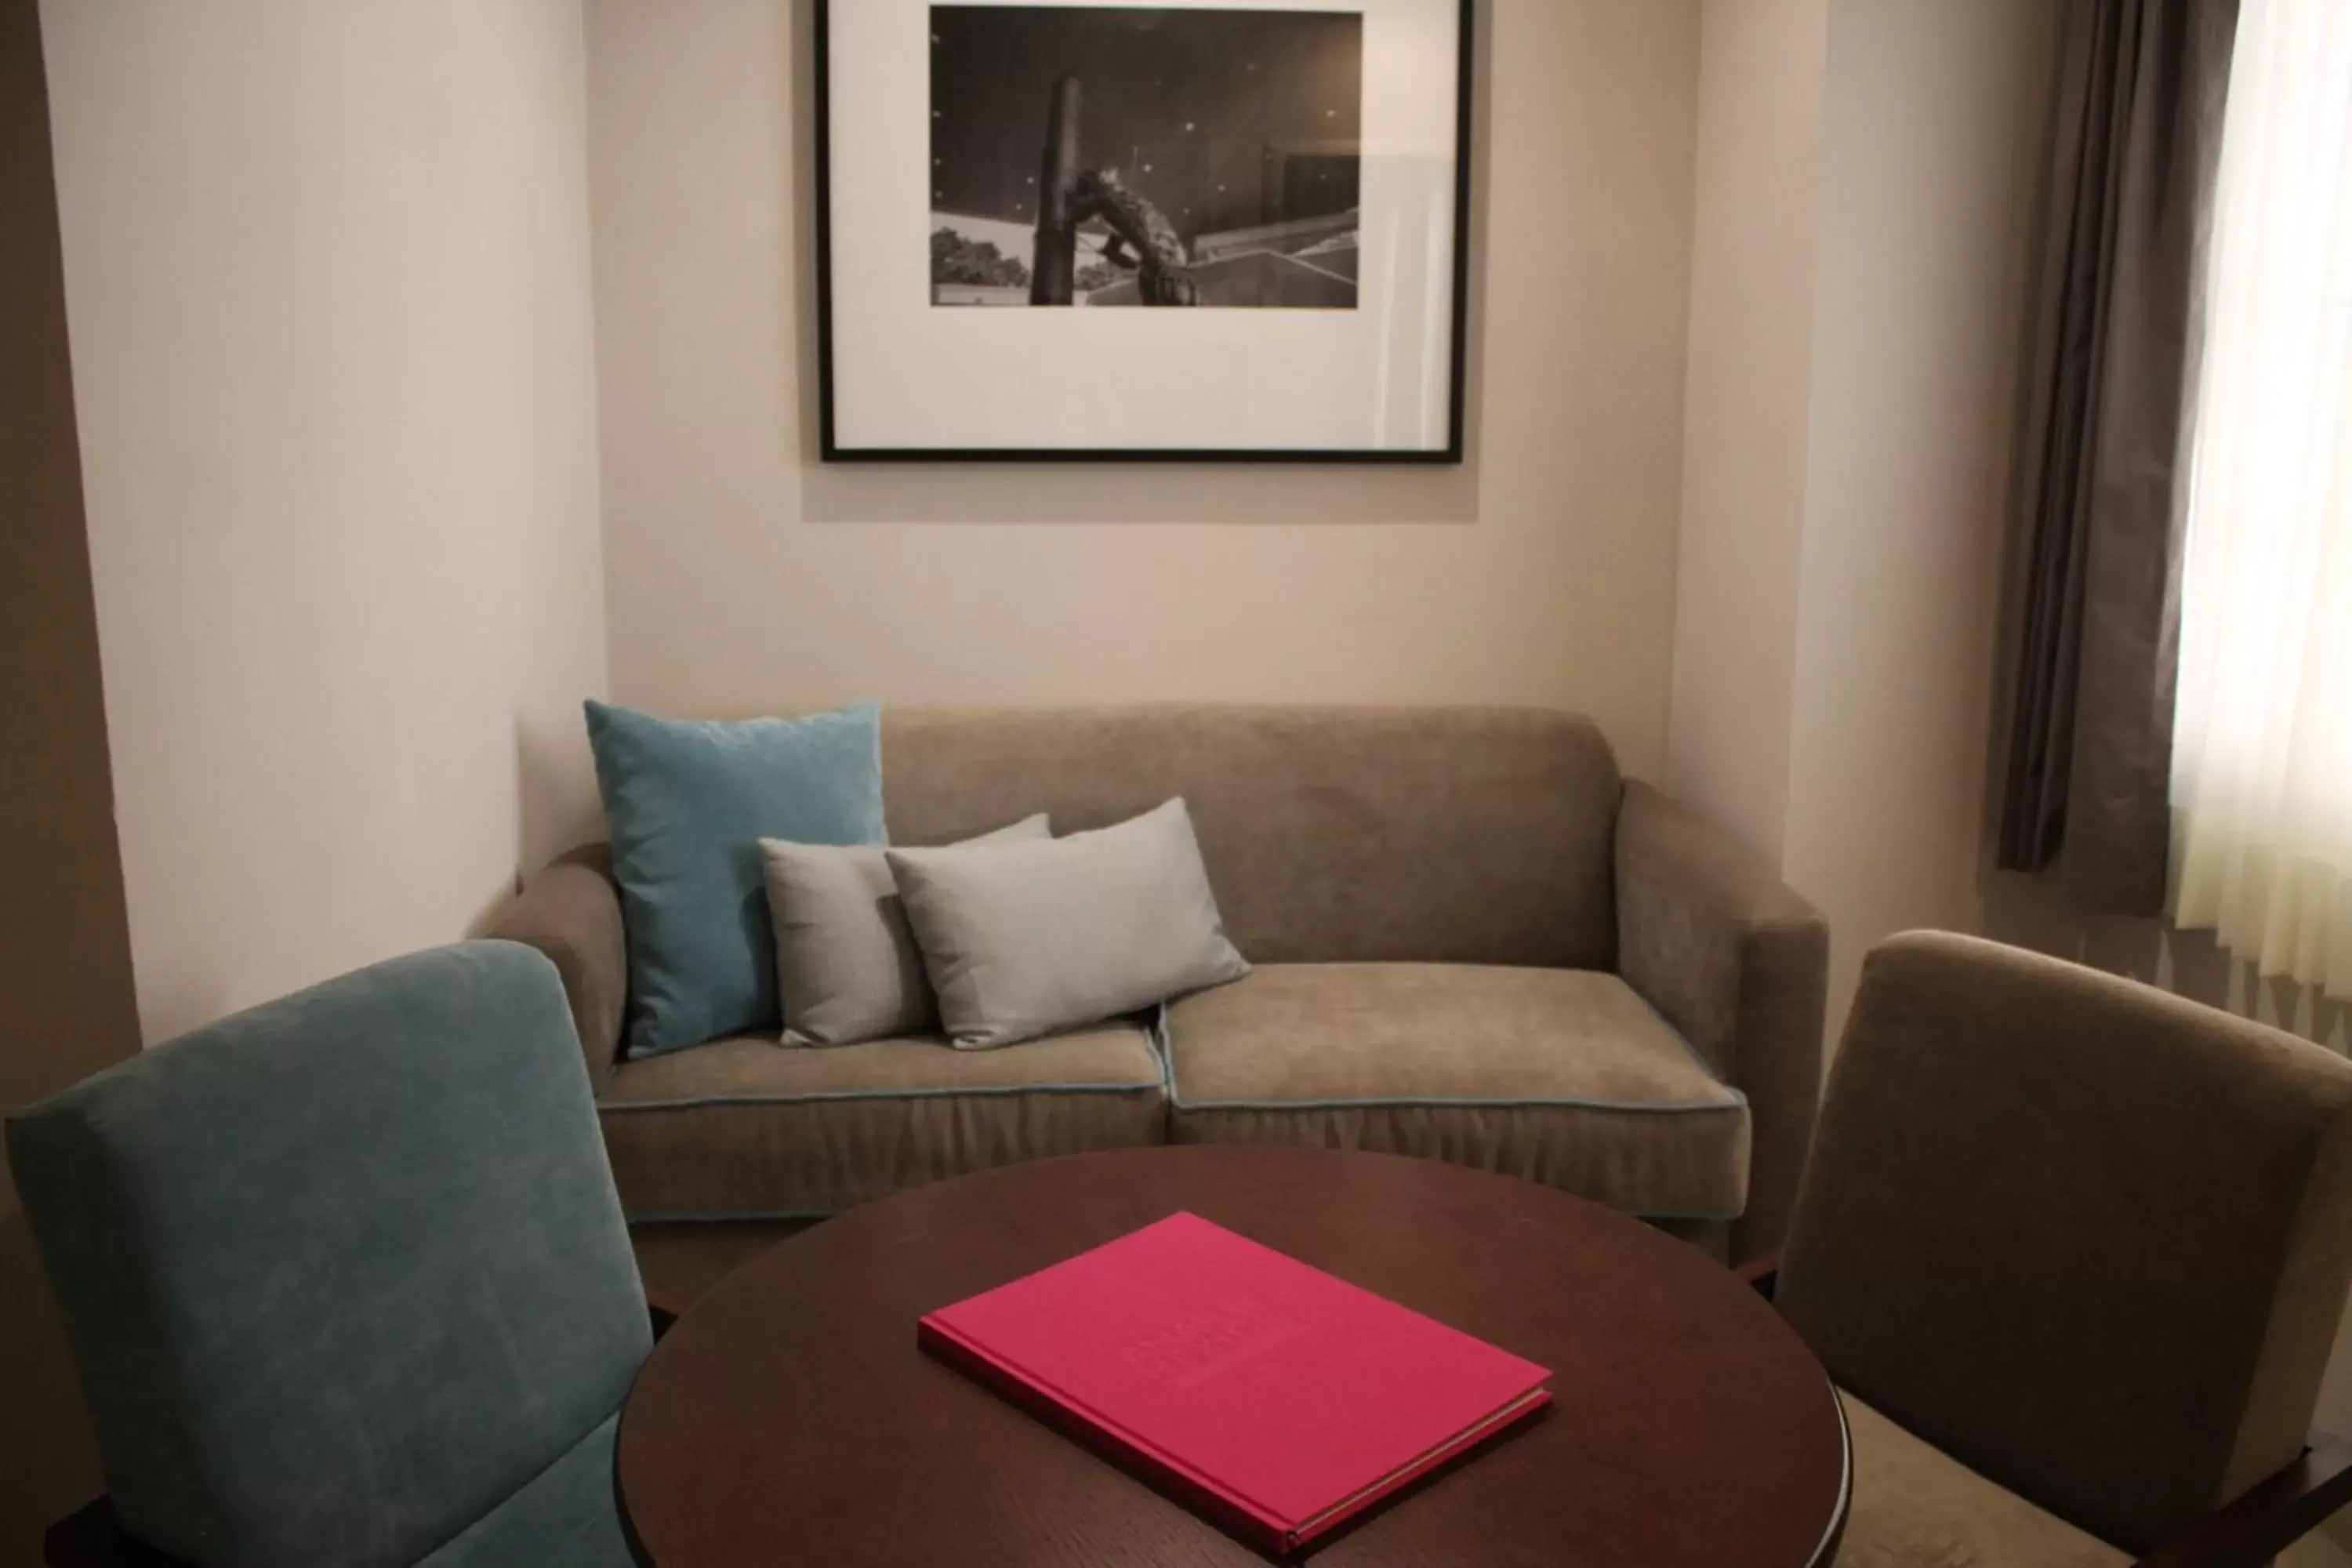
[761,814,1049,1047]
[887,798,1250,1051]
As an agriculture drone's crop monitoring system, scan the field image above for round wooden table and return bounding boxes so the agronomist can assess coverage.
[618,1146,1849,1566]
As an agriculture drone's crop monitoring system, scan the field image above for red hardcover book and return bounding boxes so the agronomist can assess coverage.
[916,1211,1552,1555]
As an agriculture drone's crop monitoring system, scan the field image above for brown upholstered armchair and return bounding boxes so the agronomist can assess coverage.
[1748,932,2352,1566]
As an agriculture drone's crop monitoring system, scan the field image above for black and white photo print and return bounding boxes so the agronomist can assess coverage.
[818,0,1469,457]
[927,7,1363,308]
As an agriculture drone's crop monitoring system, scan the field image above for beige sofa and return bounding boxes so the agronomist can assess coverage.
[490,706,1828,1262]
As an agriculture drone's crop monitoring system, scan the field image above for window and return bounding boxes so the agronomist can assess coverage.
[2169,0,2352,998]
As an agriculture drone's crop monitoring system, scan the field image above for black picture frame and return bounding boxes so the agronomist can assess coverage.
[814,0,1476,464]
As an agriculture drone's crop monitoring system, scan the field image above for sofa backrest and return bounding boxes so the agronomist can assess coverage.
[880,705,1623,970]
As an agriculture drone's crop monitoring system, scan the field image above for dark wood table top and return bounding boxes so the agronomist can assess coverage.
[616,1146,1849,1566]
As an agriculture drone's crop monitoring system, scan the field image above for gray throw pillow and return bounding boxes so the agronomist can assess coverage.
[887,798,1250,1051]
[762,815,1050,1047]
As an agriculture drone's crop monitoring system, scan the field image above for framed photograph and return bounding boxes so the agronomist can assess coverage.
[815,0,1475,463]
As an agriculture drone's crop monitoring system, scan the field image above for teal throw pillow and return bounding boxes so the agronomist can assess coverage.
[585,699,886,1057]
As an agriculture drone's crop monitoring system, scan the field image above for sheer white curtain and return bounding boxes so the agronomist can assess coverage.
[2169,0,2352,999]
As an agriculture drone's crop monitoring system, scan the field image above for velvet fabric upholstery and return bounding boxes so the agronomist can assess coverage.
[497,706,1825,1241]
[1777,931,2352,1554]
[586,699,887,1058]
[890,799,1250,1049]
[1166,964,1751,1221]
[878,705,1624,969]
[484,844,629,1084]
[764,814,1049,1047]
[1832,1395,2128,1568]
[4,942,649,1568]
[414,1417,632,1568]
[598,1024,1167,1218]
[1614,782,1828,1259]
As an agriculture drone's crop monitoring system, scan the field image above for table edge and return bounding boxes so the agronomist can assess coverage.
[615,1149,1854,1567]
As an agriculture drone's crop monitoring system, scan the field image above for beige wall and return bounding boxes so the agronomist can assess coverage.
[0,0,140,1554]
[1669,0,2057,1041]
[1664,0,1828,860]
[42,0,612,1044]
[586,0,1701,779]
[1680,0,2352,1454]
[1780,0,2060,1038]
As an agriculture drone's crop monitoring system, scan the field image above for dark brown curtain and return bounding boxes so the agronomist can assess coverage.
[1997,0,2238,915]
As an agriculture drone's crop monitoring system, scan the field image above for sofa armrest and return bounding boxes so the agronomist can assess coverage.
[484,845,627,1085]
[1615,782,1828,1263]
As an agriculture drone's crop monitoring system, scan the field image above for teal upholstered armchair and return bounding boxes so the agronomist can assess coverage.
[6,942,654,1568]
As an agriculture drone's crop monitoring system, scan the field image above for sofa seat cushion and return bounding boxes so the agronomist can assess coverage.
[419,1414,632,1568]
[1164,964,1749,1221]
[1834,1394,2128,1567]
[597,1024,1167,1220]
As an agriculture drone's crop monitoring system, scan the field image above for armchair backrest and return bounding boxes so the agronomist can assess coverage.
[6,942,650,1568]
[1777,931,2352,1552]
